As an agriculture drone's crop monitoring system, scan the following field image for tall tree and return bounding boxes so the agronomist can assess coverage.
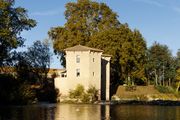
[147,42,173,86]
[176,68,180,92]
[48,0,147,88]
[89,25,147,84]
[175,49,180,92]
[0,0,36,66]
[177,49,180,67]
[48,0,120,66]
[25,40,52,85]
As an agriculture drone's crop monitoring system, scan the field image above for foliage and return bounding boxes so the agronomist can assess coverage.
[86,85,98,102]
[176,49,180,68]
[13,82,36,104]
[69,84,98,103]
[14,40,52,85]
[36,78,59,103]
[0,40,55,105]
[15,52,34,83]
[26,40,51,83]
[48,0,120,66]
[69,84,85,100]
[146,42,175,86]
[48,0,147,87]
[175,68,180,92]
[0,0,58,105]
[89,27,147,85]
[0,0,36,66]
[155,85,175,93]
[0,74,36,105]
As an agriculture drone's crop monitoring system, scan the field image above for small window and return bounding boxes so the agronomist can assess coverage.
[93,72,94,76]
[76,55,80,63]
[61,74,64,77]
[93,58,95,62]
[76,69,80,77]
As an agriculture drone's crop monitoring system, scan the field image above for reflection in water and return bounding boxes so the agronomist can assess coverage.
[110,105,180,120]
[101,105,110,120]
[0,104,179,120]
[55,104,102,120]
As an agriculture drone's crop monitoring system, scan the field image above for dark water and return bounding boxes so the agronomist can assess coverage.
[0,104,179,120]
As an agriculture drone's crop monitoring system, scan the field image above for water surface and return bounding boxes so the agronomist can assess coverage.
[0,104,179,120]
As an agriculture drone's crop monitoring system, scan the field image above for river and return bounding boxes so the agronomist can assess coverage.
[0,104,179,120]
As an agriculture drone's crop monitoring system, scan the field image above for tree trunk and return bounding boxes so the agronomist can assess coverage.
[176,81,180,93]
[163,79,165,86]
[168,78,171,86]
[155,69,158,86]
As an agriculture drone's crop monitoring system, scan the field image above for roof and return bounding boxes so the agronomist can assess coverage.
[0,67,65,74]
[65,45,103,52]
[48,68,65,74]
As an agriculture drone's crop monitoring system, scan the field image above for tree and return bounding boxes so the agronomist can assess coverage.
[175,68,180,92]
[147,42,174,86]
[15,51,32,83]
[0,0,36,66]
[48,0,120,66]
[175,49,180,92]
[48,0,147,96]
[25,40,52,85]
[177,49,180,67]
[89,25,147,85]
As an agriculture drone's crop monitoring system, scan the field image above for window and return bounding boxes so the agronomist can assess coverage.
[76,69,80,77]
[93,58,95,62]
[93,72,94,76]
[61,74,64,77]
[76,55,80,63]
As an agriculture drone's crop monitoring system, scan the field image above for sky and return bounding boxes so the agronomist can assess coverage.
[15,0,180,68]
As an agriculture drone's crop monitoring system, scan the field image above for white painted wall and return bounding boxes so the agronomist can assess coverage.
[54,48,111,101]
[55,50,102,98]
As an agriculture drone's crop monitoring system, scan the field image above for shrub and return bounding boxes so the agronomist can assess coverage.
[69,84,85,100]
[69,84,98,103]
[86,85,98,102]
[155,85,175,93]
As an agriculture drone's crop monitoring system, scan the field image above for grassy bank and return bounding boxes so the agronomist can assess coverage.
[112,85,180,102]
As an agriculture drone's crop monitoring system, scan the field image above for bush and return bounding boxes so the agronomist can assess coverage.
[14,83,37,104]
[86,85,98,102]
[0,74,37,105]
[36,78,59,103]
[69,84,98,103]
[69,84,85,100]
[155,85,175,93]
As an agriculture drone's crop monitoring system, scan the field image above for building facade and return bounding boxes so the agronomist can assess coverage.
[54,45,111,101]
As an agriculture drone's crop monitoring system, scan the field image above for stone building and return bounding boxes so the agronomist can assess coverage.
[54,45,111,101]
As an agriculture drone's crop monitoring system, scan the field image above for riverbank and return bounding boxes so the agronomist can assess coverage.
[109,100,180,106]
[110,85,180,106]
[58,85,180,105]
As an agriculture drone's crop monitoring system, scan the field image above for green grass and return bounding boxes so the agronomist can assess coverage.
[155,85,175,93]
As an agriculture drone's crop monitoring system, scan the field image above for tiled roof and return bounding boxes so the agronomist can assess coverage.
[48,69,65,74]
[65,45,103,52]
[0,67,64,74]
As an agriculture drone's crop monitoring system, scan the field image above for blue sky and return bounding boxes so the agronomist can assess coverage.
[15,0,180,68]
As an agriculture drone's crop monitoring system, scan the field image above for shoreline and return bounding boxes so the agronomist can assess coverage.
[58,99,180,106]
[109,100,180,106]
[1,100,180,106]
